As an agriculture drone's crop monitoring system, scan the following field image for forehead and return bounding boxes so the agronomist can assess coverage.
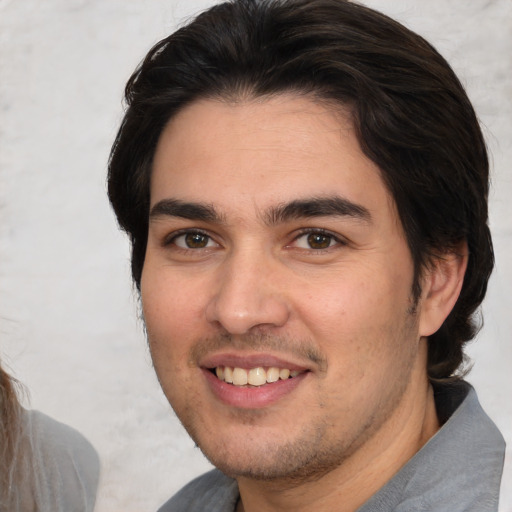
[150,94,395,220]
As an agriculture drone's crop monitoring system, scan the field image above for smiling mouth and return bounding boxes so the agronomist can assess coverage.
[212,366,305,387]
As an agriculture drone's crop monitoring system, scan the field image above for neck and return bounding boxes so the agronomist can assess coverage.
[236,374,439,512]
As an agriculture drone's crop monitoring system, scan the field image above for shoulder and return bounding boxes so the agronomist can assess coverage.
[158,469,239,512]
[409,382,505,511]
[23,409,100,511]
[360,382,505,512]
[26,409,100,475]
[27,409,95,449]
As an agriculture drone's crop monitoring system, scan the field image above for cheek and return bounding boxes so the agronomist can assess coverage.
[296,269,414,376]
[297,271,396,336]
[141,275,204,409]
[140,269,205,377]
[141,267,207,334]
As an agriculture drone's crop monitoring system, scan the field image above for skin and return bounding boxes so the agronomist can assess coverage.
[141,94,466,512]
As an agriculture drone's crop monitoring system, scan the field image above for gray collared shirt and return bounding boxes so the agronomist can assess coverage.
[158,381,505,512]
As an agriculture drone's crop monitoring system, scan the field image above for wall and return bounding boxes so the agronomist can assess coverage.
[0,1,510,510]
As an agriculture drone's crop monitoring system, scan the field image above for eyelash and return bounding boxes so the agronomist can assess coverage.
[163,229,217,249]
[291,228,346,251]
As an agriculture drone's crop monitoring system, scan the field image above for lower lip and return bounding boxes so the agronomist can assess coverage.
[202,368,308,409]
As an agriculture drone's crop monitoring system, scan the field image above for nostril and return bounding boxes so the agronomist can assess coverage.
[205,293,291,335]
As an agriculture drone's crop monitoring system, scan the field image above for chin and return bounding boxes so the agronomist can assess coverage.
[195,428,351,484]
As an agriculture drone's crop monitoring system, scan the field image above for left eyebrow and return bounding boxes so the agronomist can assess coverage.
[264,196,372,225]
[149,199,224,223]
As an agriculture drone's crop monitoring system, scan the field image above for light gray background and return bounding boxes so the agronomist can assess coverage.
[0,1,510,510]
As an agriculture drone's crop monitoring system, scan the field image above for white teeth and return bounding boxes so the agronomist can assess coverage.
[266,367,280,383]
[214,366,302,386]
[279,368,290,380]
[248,367,266,386]
[224,366,233,383]
[232,367,248,386]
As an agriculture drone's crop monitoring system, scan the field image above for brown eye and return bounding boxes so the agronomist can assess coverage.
[184,233,209,248]
[292,230,342,251]
[306,233,333,249]
[172,232,216,249]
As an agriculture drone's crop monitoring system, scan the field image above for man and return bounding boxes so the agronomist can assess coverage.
[107,0,505,510]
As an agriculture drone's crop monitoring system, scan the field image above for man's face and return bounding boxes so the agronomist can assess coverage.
[141,95,430,482]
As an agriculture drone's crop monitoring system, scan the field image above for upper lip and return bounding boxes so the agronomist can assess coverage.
[199,352,311,372]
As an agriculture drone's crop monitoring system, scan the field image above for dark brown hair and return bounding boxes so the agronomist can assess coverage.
[108,0,494,380]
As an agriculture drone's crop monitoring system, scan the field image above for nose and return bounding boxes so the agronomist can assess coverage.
[205,250,290,335]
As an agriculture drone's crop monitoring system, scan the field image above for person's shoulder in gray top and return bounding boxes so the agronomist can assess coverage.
[8,409,100,512]
[158,381,505,512]
[158,470,238,512]
[360,381,505,512]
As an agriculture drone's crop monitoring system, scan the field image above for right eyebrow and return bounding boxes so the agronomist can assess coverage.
[149,199,224,223]
[265,196,372,226]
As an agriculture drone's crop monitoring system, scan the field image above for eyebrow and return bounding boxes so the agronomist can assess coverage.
[149,196,371,225]
[265,196,372,225]
[149,199,223,223]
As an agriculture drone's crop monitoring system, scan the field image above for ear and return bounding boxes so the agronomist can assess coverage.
[418,241,468,337]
